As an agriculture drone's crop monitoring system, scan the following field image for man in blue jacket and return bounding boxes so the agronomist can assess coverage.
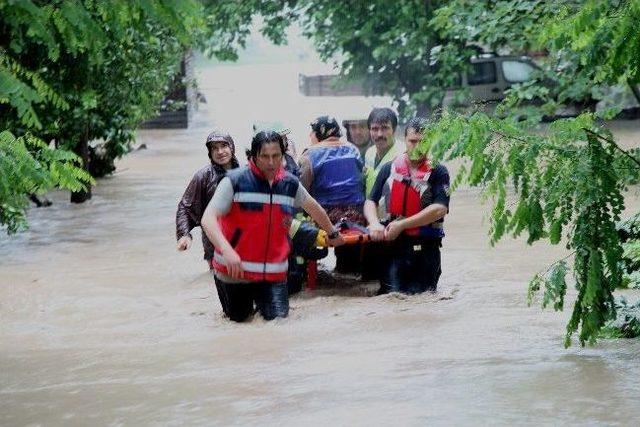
[298,116,366,273]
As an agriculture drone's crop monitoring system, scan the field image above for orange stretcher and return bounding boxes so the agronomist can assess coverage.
[306,221,372,290]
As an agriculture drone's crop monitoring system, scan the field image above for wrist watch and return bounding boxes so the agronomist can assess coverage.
[327,229,340,239]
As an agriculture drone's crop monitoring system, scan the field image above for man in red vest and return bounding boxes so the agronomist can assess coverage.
[202,131,343,321]
[364,117,450,294]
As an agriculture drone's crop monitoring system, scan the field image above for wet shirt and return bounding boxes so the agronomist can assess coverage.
[368,161,450,208]
[209,176,309,283]
[211,176,309,215]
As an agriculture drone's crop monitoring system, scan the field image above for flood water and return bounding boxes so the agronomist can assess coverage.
[1,57,640,426]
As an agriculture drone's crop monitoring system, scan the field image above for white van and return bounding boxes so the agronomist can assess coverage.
[442,54,541,108]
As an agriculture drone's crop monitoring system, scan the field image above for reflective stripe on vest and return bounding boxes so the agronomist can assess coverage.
[213,252,288,274]
[233,191,295,207]
[212,163,297,282]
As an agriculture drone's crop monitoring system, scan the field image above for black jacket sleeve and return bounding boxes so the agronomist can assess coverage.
[430,164,451,209]
[367,161,392,202]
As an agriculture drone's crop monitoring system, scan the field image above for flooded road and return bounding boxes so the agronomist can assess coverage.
[2,58,640,425]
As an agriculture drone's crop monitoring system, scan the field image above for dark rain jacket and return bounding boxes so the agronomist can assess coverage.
[176,160,239,260]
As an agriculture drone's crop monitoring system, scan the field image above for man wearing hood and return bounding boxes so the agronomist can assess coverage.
[176,131,239,261]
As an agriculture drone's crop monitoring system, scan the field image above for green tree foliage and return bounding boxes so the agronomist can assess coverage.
[433,0,562,53]
[202,0,297,61]
[417,111,639,346]
[436,0,640,117]
[202,1,640,118]
[418,0,640,345]
[202,0,473,116]
[434,0,603,116]
[296,0,468,116]
[544,0,640,86]
[601,297,640,339]
[0,130,93,233]
[618,212,640,290]
[0,0,204,230]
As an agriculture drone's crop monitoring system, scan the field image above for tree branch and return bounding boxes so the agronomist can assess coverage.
[540,251,576,277]
[583,128,640,169]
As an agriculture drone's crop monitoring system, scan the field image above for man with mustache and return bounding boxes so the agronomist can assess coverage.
[361,108,402,280]
[365,117,450,294]
[363,108,401,198]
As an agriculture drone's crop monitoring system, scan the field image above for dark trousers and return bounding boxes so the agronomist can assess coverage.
[334,244,363,274]
[360,241,388,281]
[379,239,442,295]
[287,254,306,295]
[214,277,289,322]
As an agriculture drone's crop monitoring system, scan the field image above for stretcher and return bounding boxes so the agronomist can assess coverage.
[306,220,372,290]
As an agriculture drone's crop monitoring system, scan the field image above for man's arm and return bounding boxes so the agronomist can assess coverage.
[385,165,450,241]
[384,203,448,241]
[176,175,201,250]
[298,154,313,190]
[201,179,244,278]
[364,200,385,241]
[201,203,244,279]
[363,161,391,241]
[301,196,344,246]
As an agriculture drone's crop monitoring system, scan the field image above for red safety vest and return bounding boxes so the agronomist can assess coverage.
[385,154,444,238]
[211,161,298,282]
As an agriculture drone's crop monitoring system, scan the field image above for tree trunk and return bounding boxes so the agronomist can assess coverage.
[70,128,92,203]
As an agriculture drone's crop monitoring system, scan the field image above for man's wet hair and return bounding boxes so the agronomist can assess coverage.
[367,107,398,131]
[310,115,342,141]
[246,130,286,160]
[404,117,429,137]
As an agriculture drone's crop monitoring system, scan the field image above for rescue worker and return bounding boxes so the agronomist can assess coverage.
[280,129,300,177]
[361,107,402,280]
[364,117,450,294]
[253,122,299,176]
[252,123,303,293]
[363,107,402,197]
[343,118,372,159]
[201,131,344,322]
[298,115,366,274]
[176,130,239,261]
[298,115,365,224]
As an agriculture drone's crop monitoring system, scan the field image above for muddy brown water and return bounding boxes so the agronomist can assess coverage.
[1,64,640,425]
